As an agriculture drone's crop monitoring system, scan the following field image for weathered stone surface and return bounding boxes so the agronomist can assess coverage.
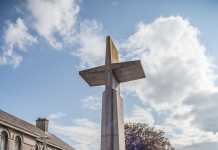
[101,89,125,150]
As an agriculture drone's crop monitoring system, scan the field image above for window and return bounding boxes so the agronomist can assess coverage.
[0,131,8,150]
[14,136,21,150]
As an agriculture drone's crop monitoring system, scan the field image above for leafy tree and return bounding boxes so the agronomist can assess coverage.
[125,123,174,150]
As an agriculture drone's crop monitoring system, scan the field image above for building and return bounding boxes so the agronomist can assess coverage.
[0,110,75,150]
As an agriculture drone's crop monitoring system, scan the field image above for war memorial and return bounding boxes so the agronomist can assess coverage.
[80,36,145,150]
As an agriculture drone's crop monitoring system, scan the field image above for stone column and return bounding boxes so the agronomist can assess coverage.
[101,89,125,150]
[8,138,14,150]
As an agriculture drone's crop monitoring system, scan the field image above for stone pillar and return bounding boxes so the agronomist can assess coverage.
[101,89,125,150]
[8,138,14,150]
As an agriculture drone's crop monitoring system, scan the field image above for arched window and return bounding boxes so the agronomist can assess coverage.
[14,136,21,150]
[0,131,8,150]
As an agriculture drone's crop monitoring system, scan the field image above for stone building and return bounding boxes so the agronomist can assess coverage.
[0,110,75,150]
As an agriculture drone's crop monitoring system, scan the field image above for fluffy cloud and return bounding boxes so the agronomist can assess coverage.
[122,16,218,148]
[48,112,67,120]
[81,95,101,111]
[1,0,80,66]
[26,0,79,48]
[75,20,105,68]
[125,105,155,125]
[184,90,218,132]
[49,116,100,150]
[25,0,105,68]
[162,109,218,148]
[1,0,104,68]
[123,16,216,107]
[0,18,37,67]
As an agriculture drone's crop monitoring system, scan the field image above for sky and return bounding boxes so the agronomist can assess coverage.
[1,0,218,150]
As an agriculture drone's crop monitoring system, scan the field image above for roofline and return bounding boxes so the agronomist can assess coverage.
[0,120,74,150]
[0,120,39,137]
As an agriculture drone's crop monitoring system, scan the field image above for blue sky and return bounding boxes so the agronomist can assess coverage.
[1,0,218,150]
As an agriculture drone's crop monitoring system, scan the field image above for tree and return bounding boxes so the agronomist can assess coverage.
[125,123,174,150]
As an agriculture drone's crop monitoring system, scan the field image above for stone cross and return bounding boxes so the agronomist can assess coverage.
[79,36,145,150]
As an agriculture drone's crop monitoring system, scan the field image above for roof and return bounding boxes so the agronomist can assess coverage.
[0,110,75,150]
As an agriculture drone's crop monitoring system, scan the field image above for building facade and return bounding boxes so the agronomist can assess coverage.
[0,110,75,150]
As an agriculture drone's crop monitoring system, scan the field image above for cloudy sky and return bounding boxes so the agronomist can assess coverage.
[1,0,218,150]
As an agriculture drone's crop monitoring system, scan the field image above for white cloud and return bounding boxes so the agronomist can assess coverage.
[121,16,218,149]
[2,0,104,69]
[162,108,218,148]
[50,118,100,150]
[0,18,37,67]
[125,105,155,125]
[48,112,67,120]
[26,0,79,48]
[74,20,105,68]
[81,95,101,111]
[180,142,218,150]
[25,0,105,69]
[184,90,218,132]
[122,16,216,107]
[4,18,37,51]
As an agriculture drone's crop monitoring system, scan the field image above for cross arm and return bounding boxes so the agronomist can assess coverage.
[79,60,145,86]
[112,60,145,83]
[79,65,106,86]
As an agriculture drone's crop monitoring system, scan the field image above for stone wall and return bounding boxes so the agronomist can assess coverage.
[0,125,59,150]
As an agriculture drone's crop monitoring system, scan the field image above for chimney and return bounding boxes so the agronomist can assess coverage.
[36,118,49,132]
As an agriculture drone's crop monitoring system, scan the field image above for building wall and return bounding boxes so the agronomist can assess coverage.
[0,125,58,150]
